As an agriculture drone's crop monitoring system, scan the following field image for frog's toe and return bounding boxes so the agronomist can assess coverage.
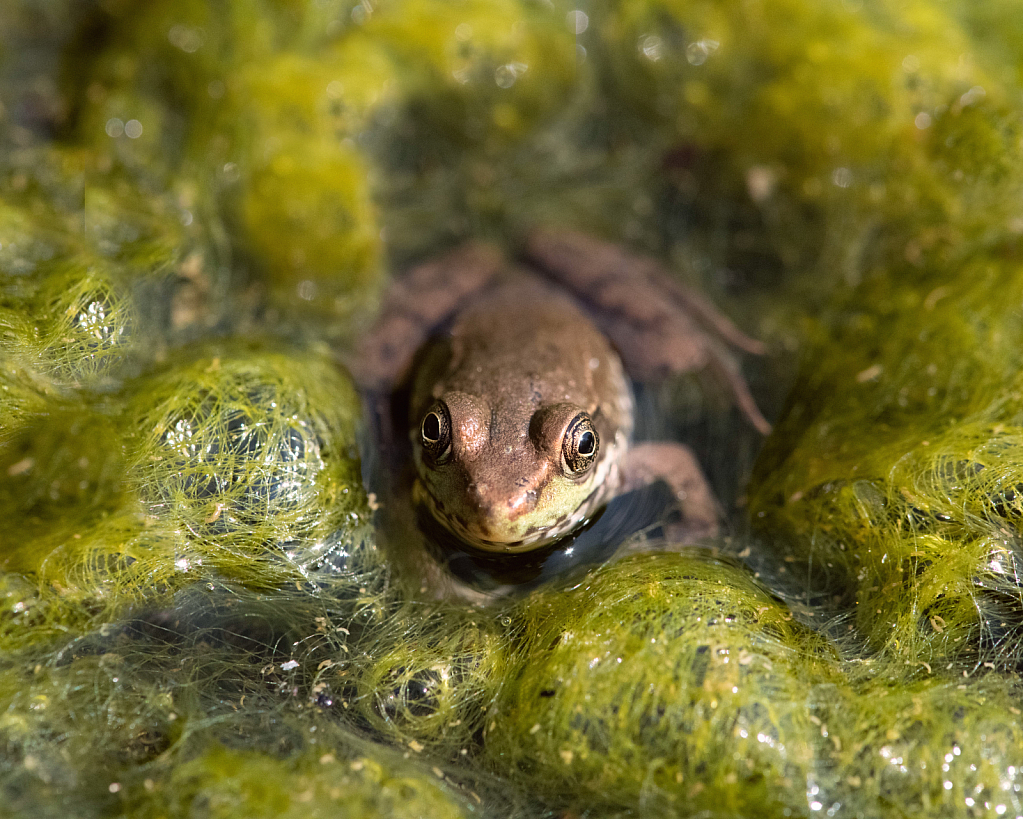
[706,343,772,436]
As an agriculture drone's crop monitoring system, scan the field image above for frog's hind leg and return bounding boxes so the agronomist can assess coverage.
[350,241,506,393]
[621,442,720,544]
[524,229,770,435]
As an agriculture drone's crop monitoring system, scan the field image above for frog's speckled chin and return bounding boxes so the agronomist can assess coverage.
[412,477,610,554]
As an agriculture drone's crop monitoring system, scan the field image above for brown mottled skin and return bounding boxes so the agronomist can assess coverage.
[407,280,632,551]
[354,229,767,571]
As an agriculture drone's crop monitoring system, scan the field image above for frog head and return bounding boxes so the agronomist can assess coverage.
[411,391,622,553]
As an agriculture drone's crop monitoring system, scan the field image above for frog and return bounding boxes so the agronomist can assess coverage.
[353,229,769,598]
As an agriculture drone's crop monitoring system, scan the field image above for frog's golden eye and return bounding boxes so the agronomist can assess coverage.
[420,401,452,464]
[562,413,599,475]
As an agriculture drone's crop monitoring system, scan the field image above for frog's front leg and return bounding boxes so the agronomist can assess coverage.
[620,441,720,543]
[524,229,770,435]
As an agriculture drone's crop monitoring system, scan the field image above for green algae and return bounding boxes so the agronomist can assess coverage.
[0,595,476,819]
[5,0,1023,817]
[486,552,840,817]
[124,744,473,819]
[125,346,370,578]
[347,604,512,762]
[0,343,376,646]
[749,180,1023,671]
[0,144,235,417]
[828,674,1023,817]
[63,0,581,327]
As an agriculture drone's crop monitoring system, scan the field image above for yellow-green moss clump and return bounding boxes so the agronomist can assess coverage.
[0,144,231,410]
[0,611,475,819]
[751,251,1023,670]
[748,90,1023,670]
[348,604,511,760]
[0,343,377,644]
[125,346,372,579]
[69,0,577,330]
[485,553,840,817]
[575,0,1023,345]
[828,674,1023,817]
[68,0,385,328]
[126,744,473,819]
[478,554,1023,817]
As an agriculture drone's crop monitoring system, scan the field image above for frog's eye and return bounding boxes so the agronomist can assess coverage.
[562,413,599,475]
[420,401,452,464]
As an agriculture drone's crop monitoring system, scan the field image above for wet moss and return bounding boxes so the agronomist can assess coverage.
[66,1,386,332]
[124,345,370,578]
[7,0,1023,816]
[828,673,1023,817]
[572,0,1023,354]
[0,606,475,819]
[65,0,582,333]
[0,145,233,404]
[0,652,181,817]
[750,245,1023,670]
[486,552,840,816]
[125,744,473,819]
[0,343,375,651]
[360,0,577,142]
[349,604,511,760]
[717,0,1023,673]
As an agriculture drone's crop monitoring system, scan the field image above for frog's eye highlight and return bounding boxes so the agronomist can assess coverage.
[562,413,599,474]
[421,402,452,464]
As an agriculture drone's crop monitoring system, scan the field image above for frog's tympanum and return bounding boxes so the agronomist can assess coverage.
[355,230,767,590]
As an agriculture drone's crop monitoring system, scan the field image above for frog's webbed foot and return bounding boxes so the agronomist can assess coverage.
[524,229,770,435]
[621,442,720,544]
[350,241,505,393]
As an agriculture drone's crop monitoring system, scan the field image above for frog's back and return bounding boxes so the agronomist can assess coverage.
[424,278,632,438]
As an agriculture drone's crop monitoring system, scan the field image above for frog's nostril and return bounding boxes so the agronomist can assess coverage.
[505,489,537,517]
[466,483,487,510]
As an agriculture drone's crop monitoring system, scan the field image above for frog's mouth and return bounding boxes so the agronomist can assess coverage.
[412,478,609,554]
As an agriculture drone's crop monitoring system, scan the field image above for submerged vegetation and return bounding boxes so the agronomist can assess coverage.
[4,0,1023,816]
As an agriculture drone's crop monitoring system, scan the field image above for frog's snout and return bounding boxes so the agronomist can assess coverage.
[504,491,534,515]
[465,480,538,539]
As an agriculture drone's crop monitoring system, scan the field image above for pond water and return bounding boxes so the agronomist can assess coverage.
[3,1,1023,817]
